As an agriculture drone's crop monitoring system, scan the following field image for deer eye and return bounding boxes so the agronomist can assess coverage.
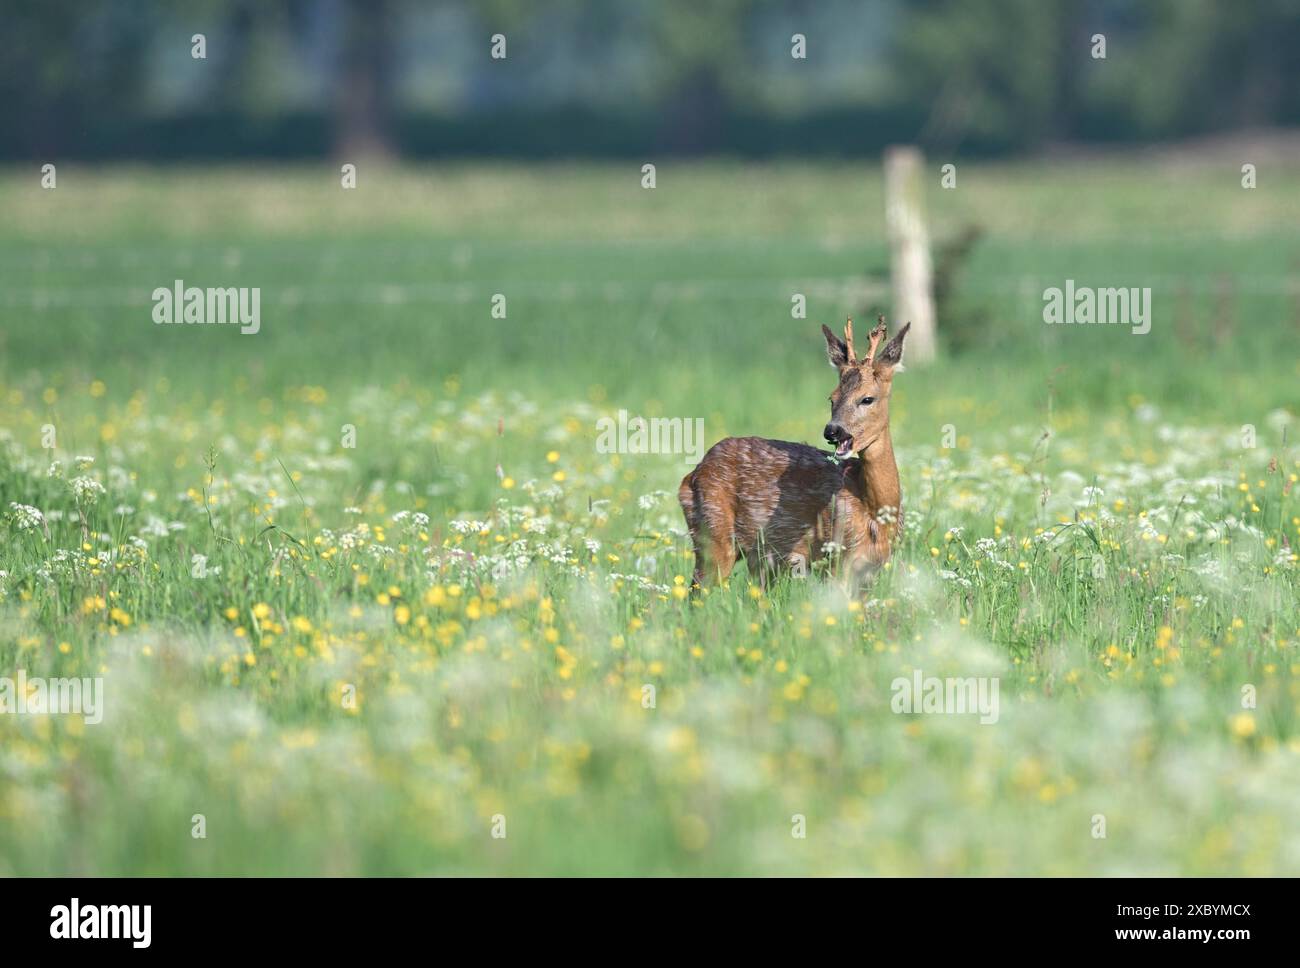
[859,396,876,406]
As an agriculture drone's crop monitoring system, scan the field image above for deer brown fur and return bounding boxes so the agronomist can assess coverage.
[679,317,910,589]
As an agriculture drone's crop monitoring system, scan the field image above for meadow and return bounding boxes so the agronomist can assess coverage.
[0,157,1298,875]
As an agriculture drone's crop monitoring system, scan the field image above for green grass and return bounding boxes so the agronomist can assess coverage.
[0,160,1297,875]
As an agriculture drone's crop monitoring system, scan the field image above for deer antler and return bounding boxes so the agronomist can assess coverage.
[842,318,856,363]
[864,314,888,363]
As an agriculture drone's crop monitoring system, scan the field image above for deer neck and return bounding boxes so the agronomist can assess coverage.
[848,426,900,518]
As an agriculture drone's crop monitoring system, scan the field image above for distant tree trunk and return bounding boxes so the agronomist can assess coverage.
[214,0,255,112]
[334,0,396,161]
[1236,22,1284,127]
[1047,0,1090,143]
[660,67,727,155]
[884,146,936,363]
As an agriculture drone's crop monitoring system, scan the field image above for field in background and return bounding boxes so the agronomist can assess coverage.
[0,158,1298,874]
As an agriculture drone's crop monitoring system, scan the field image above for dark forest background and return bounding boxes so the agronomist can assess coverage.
[4,0,1299,160]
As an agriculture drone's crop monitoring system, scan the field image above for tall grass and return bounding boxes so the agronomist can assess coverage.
[0,160,1297,874]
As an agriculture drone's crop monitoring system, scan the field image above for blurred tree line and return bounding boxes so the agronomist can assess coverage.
[2,0,1298,159]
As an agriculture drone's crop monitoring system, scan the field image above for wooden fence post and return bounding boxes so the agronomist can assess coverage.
[884,145,936,363]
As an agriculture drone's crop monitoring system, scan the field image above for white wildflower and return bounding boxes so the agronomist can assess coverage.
[8,503,45,531]
[450,518,490,535]
[637,490,671,511]
[69,476,105,504]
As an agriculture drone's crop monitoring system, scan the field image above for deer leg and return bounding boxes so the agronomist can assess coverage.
[847,537,891,592]
[680,472,738,587]
[696,530,737,586]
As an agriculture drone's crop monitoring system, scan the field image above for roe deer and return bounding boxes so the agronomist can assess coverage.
[679,316,910,589]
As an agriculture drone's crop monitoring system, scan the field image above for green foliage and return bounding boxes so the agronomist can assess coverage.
[4,0,1298,159]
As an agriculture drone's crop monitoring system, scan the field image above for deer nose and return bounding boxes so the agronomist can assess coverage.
[824,422,845,445]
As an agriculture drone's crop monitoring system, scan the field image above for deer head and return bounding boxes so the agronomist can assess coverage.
[820,315,910,458]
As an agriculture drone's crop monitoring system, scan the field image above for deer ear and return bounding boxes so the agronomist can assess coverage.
[821,324,850,368]
[874,321,911,370]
